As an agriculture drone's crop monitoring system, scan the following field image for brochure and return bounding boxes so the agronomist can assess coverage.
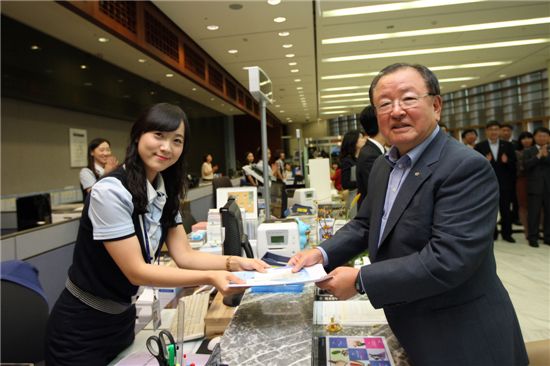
[318,335,395,366]
[228,263,331,287]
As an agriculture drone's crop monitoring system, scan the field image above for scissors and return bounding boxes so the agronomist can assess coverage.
[146,330,176,366]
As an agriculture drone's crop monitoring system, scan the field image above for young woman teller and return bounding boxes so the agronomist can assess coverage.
[45,103,268,365]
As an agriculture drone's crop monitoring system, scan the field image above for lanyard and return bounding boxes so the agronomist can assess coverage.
[140,215,160,265]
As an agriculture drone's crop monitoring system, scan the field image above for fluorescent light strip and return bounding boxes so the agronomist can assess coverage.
[321,104,368,110]
[323,98,370,104]
[321,110,349,114]
[321,61,512,80]
[321,85,370,92]
[323,39,550,62]
[323,17,550,45]
[321,92,370,99]
[323,0,484,17]
[439,77,479,82]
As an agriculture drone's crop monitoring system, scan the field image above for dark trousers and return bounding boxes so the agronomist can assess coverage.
[527,190,550,243]
[497,188,513,238]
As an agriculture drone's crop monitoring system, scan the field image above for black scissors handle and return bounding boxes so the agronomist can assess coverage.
[146,335,168,366]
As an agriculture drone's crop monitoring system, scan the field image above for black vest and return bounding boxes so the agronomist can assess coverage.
[69,167,169,303]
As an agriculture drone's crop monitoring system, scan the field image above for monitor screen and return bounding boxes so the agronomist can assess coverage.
[16,193,52,231]
[216,186,258,219]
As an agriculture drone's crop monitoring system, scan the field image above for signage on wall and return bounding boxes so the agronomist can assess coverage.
[69,128,87,167]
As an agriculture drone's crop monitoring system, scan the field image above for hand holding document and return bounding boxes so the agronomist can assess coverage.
[228,264,332,287]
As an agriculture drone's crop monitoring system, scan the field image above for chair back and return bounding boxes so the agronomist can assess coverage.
[1,260,49,364]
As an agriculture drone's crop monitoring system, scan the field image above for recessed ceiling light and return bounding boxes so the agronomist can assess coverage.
[275,104,281,107]
[297,87,303,90]
[322,97,369,104]
[321,92,370,99]
[323,0,485,17]
[30,45,40,51]
[321,110,349,115]
[278,31,290,37]
[280,110,285,113]
[138,58,147,63]
[228,49,238,54]
[165,73,174,77]
[283,44,293,48]
[80,65,87,69]
[322,85,370,92]
[150,91,156,95]
[192,88,197,91]
[98,37,109,43]
[268,0,281,5]
[499,74,507,78]
[323,38,550,62]
[288,62,297,66]
[290,69,299,73]
[439,77,479,82]
[461,84,468,88]
[322,17,550,45]
[294,79,301,82]
[207,25,219,31]
[274,17,286,23]
[285,54,295,58]
[210,98,215,101]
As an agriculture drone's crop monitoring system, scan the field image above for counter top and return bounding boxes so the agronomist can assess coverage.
[220,285,410,366]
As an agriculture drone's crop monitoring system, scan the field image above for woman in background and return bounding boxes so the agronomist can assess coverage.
[516,131,534,239]
[46,103,267,365]
[339,130,366,218]
[201,153,218,181]
[79,138,118,199]
[243,151,257,186]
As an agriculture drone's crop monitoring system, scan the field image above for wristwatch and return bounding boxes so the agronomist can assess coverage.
[354,273,365,295]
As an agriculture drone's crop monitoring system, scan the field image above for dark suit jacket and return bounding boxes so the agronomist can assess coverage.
[356,140,383,208]
[474,139,517,191]
[523,145,550,195]
[340,155,357,190]
[321,131,527,366]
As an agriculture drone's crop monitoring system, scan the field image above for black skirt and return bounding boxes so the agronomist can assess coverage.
[45,289,135,366]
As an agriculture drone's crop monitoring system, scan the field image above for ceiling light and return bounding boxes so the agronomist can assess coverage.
[80,64,87,69]
[323,38,550,62]
[228,49,238,54]
[138,58,147,63]
[83,82,93,87]
[280,110,285,113]
[439,77,479,82]
[322,17,550,44]
[322,98,370,104]
[30,45,40,51]
[278,31,290,37]
[268,0,281,5]
[150,91,156,95]
[165,73,174,77]
[290,69,299,73]
[285,54,295,58]
[288,62,297,66]
[321,85,370,92]
[98,37,109,43]
[294,79,301,82]
[322,0,484,18]
[321,104,367,110]
[210,98,215,101]
[321,110,349,115]
[321,92,370,99]
[283,44,293,48]
[322,72,378,80]
[499,74,507,78]
[192,88,197,91]
[461,84,468,88]
[274,17,286,23]
[207,25,219,30]
[297,87,303,90]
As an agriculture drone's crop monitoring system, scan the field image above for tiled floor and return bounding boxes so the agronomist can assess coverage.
[493,232,550,342]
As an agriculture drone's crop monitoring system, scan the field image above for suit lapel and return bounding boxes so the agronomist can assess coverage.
[369,162,391,259]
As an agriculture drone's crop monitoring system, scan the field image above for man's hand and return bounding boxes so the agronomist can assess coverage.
[485,152,492,161]
[316,267,360,300]
[288,248,324,272]
[501,153,508,163]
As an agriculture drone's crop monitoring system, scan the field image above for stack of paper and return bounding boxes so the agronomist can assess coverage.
[314,300,387,325]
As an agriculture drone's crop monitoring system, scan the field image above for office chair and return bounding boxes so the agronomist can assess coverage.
[1,260,49,364]
[212,176,233,208]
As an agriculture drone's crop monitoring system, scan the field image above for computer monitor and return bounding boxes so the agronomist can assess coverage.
[216,186,258,220]
[16,193,52,231]
[220,196,254,307]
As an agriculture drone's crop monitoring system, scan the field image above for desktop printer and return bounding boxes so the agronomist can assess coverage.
[287,188,316,212]
[257,219,300,259]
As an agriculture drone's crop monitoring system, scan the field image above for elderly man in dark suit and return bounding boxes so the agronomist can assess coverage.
[290,63,527,366]
[523,126,550,247]
[356,105,386,209]
[475,121,517,242]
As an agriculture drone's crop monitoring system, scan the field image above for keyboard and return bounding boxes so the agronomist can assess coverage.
[170,291,210,342]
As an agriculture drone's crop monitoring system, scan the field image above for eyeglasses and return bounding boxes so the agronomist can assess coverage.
[375,93,435,114]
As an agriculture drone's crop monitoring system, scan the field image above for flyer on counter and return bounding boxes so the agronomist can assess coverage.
[228,263,331,287]
[318,335,395,366]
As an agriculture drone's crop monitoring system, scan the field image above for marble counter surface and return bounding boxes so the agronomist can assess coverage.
[220,285,409,366]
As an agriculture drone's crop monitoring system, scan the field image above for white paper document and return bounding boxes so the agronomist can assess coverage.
[228,264,331,287]
[314,300,388,325]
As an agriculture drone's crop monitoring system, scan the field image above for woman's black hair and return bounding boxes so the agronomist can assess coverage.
[203,153,212,162]
[124,103,190,226]
[517,131,534,151]
[339,130,362,159]
[87,137,111,179]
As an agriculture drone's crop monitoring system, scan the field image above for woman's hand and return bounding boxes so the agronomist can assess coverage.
[104,155,119,174]
[231,257,269,272]
[208,270,248,297]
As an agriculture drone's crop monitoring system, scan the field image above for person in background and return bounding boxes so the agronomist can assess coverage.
[524,127,550,247]
[461,128,478,148]
[475,121,517,243]
[46,103,268,365]
[283,162,294,182]
[330,161,342,191]
[438,122,448,133]
[356,105,386,208]
[500,123,518,149]
[269,153,284,181]
[201,153,218,181]
[339,130,366,191]
[275,150,286,178]
[255,147,276,183]
[80,137,118,200]
[515,131,534,241]
[242,151,257,186]
[290,63,527,366]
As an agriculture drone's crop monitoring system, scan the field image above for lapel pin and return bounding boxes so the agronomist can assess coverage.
[414,172,420,176]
